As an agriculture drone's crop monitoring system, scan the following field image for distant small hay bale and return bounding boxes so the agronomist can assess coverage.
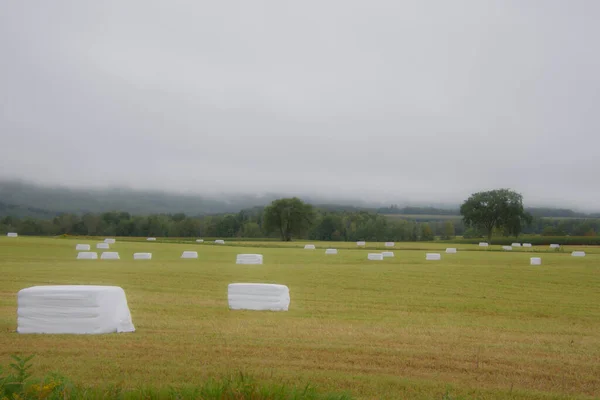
[7,232,18,237]
[196,239,204,243]
[550,244,560,249]
[100,252,120,260]
[134,253,152,260]
[104,238,116,244]
[426,253,441,261]
[512,243,522,247]
[236,254,263,264]
[368,253,383,260]
[304,244,316,250]
[181,251,198,259]
[445,248,457,254]
[228,283,290,311]
[96,243,110,249]
[479,242,489,247]
[76,244,91,251]
[502,246,513,251]
[523,243,532,248]
[215,240,225,244]
[147,238,157,241]
[382,251,394,258]
[571,251,586,257]
[384,242,394,247]
[77,252,98,260]
[357,241,366,246]
[325,249,338,255]
[530,257,542,266]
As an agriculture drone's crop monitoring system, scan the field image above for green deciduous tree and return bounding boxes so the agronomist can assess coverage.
[442,220,455,240]
[263,198,315,241]
[460,189,532,243]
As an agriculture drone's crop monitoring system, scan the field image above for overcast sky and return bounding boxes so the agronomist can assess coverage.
[1,1,599,210]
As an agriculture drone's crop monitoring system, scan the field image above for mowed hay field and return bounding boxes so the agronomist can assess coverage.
[0,238,599,399]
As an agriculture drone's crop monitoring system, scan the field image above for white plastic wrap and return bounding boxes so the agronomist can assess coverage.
[17,285,135,334]
[325,249,338,255]
[502,246,513,251]
[101,252,120,260]
[236,254,263,264]
[196,239,204,243]
[215,239,225,244]
[530,257,542,265]
[357,241,366,246]
[384,242,394,247]
[426,253,441,260]
[523,243,532,248]
[228,283,290,311]
[77,252,98,260]
[133,253,152,260]
[572,251,586,257]
[7,232,18,237]
[368,253,383,260]
[382,251,394,258]
[550,244,560,249]
[479,242,489,247]
[446,248,457,254]
[76,244,91,251]
[181,251,198,259]
[96,243,109,249]
[304,244,316,249]
[147,237,156,241]
[512,243,522,247]
[104,238,116,244]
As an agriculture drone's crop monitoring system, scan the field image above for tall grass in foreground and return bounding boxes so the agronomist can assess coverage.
[0,355,353,400]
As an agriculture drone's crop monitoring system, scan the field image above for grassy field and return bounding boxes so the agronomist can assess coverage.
[0,237,599,399]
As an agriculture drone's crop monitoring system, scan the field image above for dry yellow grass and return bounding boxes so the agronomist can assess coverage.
[0,237,599,399]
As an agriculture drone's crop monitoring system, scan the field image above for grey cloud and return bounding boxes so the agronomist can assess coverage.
[1,1,599,210]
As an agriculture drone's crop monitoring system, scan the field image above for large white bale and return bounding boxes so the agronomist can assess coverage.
[512,243,522,247]
[76,244,91,251]
[523,243,532,248]
[181,251,198,259]
[325,248,338,255]
[196,239,204,243]
[550,244,560,249]
[147,237,157,241]
[357,241,366,246]
[17,285,135,334]
[384,242,394,247]
[236,254,263,264]
[530,257,542,266]
[502,246,513,251]
[426,253,441,260]
[134,253,152,260]
[104,238,116,244]
[96,243,109,249]
[382,251,394,258]
[77,252,98,260]
[304,244,316,250]
[446,248,457,254]
[368,253,383,260]
[215,239,225,244]
[571,251,586,257]
[7,232,18,237]
[101,252,120,260]
[479,242,489,247]
[228,283,290,311]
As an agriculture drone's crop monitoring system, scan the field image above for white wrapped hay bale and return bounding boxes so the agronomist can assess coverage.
[382,251,394,258]
[101,252,120,260]
[215,239,225,244]
[196,239,204,243]
[76,244,91,251]
[479,242,489,247]
[304,244,316,250]
[446,248,457,254]
[530,257,542,266]
[325,249,338,255]
[368,253,383,260]
[512,243,522,247]
[571,251,586,257]
[502,246,513,251]
[77,252,98,260]
[357,241,366,246]
[523,243,532,248]
[104,238,116,244]
[17,285,135,334]
[181,251,198,259]
[550,244,560,249]
[384,242,394,247]
[7,232,18,237]
[228,283,290,311]
[236,254,263,264]
[133,253,152,260]
[97,243,109,249]
[426,253,441,260]
[147,237,156,241]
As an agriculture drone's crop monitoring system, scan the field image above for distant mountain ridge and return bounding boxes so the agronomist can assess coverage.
[0,180,598,219]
